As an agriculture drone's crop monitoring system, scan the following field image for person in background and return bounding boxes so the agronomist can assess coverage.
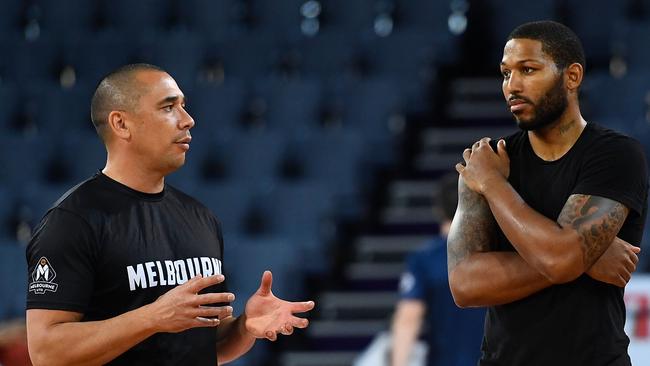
[391,173,485,366]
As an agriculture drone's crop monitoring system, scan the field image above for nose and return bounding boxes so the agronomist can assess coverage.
[179,106,195,130]
[504,71,523,96]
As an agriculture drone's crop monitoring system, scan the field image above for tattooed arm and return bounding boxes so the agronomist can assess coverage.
[482,185,627,283]
[448,177,554,307]
[458,138,630,284]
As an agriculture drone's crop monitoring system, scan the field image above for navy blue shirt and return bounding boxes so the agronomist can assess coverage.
[399,237,485,366]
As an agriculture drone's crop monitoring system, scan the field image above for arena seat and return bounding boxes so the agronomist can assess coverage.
[35,0,97,37]
[565,0,630,68]
[257,77,322,133]
[0,243,28,321]
[99,0,173,34]
[188,79,248,139]
[215,33,278,80]
[147,31,206,88]
[228,132,287,183]
[177,0,247,39]
[295,30,356,77]
[0,0,23,35]
[62,31,140,86]
[193,183,254,237]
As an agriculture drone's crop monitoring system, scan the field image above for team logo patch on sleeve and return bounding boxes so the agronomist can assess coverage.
[29,257,58,294]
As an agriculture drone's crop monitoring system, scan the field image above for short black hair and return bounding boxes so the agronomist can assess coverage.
[90,63,166,140]
[508,20,586,71]
[438,172,459,221]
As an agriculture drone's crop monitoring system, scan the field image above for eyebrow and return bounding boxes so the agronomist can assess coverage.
[500,59,543,66]
[157,95,186,106]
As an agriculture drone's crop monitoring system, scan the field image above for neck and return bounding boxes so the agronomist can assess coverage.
[102,149,165,194]
[527,103,586,161]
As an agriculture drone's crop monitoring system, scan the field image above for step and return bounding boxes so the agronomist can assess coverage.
[354,235,429,262]
[318,291,398,320]
[420,127,517,147]
[308,319,388,338]
[280,351,359,366]
[345,262,404,281]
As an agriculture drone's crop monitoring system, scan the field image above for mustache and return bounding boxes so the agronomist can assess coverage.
[508,94,534,104]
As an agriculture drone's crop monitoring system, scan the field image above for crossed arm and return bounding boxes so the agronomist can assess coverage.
[447,139,638,307]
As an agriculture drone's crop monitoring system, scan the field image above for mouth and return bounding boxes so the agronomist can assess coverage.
[508,98,530,113]
[175,136,192,151]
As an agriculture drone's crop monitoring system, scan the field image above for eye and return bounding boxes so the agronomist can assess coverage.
[523,67,535,74]
[501,69,511,79]
[162,105,173,112]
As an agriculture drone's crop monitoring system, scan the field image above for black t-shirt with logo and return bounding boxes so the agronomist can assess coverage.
[479,123,649,366]
[26,172,228,365]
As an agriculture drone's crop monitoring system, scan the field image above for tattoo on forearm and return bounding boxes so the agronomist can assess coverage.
[557,194,628,268]
[447,178,496,273]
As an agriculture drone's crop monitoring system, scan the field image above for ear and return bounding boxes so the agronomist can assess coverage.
[107,110,131,140]
[565,62,583,92]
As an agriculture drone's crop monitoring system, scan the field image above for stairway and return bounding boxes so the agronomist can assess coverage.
[276,76,516,366]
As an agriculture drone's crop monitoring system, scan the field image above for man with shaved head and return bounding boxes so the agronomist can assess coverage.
[25,64,314,365]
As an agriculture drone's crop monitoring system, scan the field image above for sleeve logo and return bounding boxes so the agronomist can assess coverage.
[29,257,59,294]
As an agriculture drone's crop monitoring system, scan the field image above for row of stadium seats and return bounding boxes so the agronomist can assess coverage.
[1,0,455,37]
[0,77,422,139]
[0,128,389,189]
[0,29,452,87]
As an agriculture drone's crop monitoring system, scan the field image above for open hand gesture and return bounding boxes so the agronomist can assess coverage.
[244,271,315,341]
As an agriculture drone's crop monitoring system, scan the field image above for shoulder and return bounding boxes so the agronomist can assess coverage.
[165,185,212,214]
[492,130,527,156]
[48,174,108,217]
[580,123,648,174]
[584,123,646,157]
[165,185,222,228]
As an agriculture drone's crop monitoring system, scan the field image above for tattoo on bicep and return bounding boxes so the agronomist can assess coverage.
[447,178,496,273]
[557,194,629,268]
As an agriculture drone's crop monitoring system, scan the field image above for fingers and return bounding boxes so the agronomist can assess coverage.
[290,316,310,329]
[193,292,235,306]
[497,139,507,158]
[455,163,465,174]
[194,317,221,327]
[290,301,315,314]
[279,323,294,336]
[266,318,308,341]
[265,330,277,341]
[186,274,226,293]
[257,271,273,296]
[463,148,471,163]
[194,305,233,319]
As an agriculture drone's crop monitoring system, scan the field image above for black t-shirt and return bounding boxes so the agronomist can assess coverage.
[26,172,228,365]
[480,123,648,366]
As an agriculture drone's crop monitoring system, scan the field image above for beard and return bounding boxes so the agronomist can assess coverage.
[513,75,568,131]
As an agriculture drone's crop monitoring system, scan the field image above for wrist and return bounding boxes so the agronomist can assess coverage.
[132,303,160,335]
[480,173,507,196]
[237,313,256,339]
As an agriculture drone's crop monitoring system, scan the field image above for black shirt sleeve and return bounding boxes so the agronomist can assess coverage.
[572,135,648,217]
[26,208,98,313]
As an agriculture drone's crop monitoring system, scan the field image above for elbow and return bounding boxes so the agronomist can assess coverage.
[448,270,478,308]
[538,252,583,285]
[29,347,57,366]
[28,335,69,366]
